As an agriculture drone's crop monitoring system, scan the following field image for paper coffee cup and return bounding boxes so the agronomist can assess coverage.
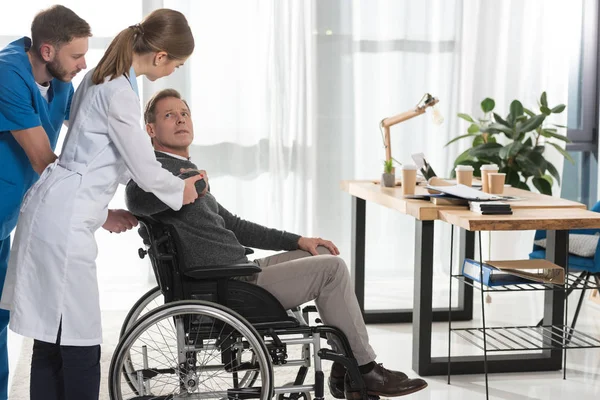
[480,164,499,193]
[455,165,474,187]
[488,173,506,194]
[401,164,417,195]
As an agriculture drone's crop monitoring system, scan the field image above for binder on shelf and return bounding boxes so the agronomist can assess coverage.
[486,259,565,284]
[461,259,537,287]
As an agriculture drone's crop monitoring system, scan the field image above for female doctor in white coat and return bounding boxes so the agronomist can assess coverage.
[0,9,203,400]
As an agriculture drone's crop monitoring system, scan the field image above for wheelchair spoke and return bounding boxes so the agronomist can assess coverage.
[110,302,273,400]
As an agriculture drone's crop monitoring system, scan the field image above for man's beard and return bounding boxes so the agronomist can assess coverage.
[46,59,77,82]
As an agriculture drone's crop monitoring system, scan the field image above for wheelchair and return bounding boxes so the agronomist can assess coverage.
[108,216,373,400]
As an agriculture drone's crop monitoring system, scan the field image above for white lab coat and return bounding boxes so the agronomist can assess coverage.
[0,69,185,346]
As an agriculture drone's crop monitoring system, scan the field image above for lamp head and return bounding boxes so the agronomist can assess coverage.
[419,93,443,125]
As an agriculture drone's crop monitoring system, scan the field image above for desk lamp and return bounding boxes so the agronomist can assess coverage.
[380,93,443,173]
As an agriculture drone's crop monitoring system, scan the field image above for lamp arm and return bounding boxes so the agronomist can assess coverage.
[381,108,427,128]
[380,96,439,165]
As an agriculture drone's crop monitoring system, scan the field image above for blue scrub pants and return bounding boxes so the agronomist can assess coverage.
[0,237,10,400]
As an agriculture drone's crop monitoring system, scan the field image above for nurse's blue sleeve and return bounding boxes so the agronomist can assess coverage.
[65,85,74,121]
[0,68,41,132]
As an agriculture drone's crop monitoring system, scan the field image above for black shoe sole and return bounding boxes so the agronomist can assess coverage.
[345,382,428,399]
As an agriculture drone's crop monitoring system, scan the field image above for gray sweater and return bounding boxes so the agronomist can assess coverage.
[125,152,301,268]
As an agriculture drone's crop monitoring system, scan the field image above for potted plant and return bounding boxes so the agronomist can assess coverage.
[381,159,396,187]
[446,92,572,195]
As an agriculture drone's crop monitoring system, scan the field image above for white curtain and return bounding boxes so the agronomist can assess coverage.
[158,0,315,254]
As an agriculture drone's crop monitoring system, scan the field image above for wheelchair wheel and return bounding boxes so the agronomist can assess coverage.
[120,286,163,338]
[110,300,273,400]
[120,286,164,394]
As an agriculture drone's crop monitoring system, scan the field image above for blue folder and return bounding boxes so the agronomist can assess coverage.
[462,259,535,286]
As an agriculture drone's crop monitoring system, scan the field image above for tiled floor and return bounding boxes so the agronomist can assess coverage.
[8,225,600,399]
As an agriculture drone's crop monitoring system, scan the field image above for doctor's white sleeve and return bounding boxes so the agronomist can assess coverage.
[107,88,184,211]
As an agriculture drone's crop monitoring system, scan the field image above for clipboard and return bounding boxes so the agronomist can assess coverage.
[426,184,503,201]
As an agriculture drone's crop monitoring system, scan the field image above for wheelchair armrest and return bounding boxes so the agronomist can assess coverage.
[183,263,261,280]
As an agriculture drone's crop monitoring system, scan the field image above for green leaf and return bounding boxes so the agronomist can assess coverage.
[540,92,548,108]
[548,142,575,164]
[553,124,567,128]
[454,148,474,166]
[473,135,485,146]
[515,153,544,176]
[467,124,480,134]
[532,177,552,195]
[457,113,475,123]
[523,108,536,117]
[539,129,571,143]
[505,169,521,187]
[540,106,552,116]
[499,141,523,160]
[523,137,533,147]
[516,180,531,191]
[493,113,511,128]
[533,145,545,153]
[545,161,561,186]
[510,100,524,118]
[541,174,554,186]
[481,98,495,113]
[445,132,478,147]
[517,114,546,134]
[484,123,514,136]
[469,142,502,159]
[551,104,566,113]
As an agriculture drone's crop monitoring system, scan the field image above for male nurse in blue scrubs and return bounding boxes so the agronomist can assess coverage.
[0,5,90,398]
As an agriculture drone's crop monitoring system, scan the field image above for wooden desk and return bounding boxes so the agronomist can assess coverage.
[341,180,597,376]
[439,208,600,231]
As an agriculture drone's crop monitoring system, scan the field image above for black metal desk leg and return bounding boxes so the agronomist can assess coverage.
[351,196,366,313]
[457,229,474,319]
[543,230,567,369]
[412,220,435,374]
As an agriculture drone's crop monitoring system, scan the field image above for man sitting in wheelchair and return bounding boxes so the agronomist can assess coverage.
[124,88,427,399]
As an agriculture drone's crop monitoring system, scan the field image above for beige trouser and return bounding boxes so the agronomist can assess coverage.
[252,247,376,365]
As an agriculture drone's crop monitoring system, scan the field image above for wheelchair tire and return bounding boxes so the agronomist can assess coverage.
[120,286,163,338]
[109,300,274,400]
[120,286,164,395]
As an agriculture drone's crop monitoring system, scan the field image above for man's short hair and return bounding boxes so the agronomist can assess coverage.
[31,5,92,56]
[144,88,191,124]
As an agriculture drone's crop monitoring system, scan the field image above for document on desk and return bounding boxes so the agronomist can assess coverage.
[426,184,503,201]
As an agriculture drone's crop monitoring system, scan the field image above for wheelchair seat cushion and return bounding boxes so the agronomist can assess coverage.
[534,233,599,258]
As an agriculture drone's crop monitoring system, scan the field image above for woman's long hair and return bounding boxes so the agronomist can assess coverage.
[92,8,194,84]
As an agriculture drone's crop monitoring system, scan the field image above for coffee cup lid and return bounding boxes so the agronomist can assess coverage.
[455,165,474,171]
[480,164,499,170]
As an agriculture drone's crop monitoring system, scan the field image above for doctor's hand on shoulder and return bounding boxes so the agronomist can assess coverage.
[102,209,139,233]
[181,169,209,198]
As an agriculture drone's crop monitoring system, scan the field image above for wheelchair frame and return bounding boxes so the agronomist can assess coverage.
[108,216,370,400]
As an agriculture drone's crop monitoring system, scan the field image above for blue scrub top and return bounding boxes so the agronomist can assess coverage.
[0,37,74,239]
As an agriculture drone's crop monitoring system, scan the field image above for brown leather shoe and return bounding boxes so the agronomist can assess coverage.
[329,362,410,399]
[344,363,427,399]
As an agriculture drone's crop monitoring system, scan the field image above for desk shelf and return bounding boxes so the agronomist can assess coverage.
[451,273,600,293]
[452,325,600,352]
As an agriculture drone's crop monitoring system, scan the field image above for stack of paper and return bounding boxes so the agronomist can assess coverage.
[469,201,512,215]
